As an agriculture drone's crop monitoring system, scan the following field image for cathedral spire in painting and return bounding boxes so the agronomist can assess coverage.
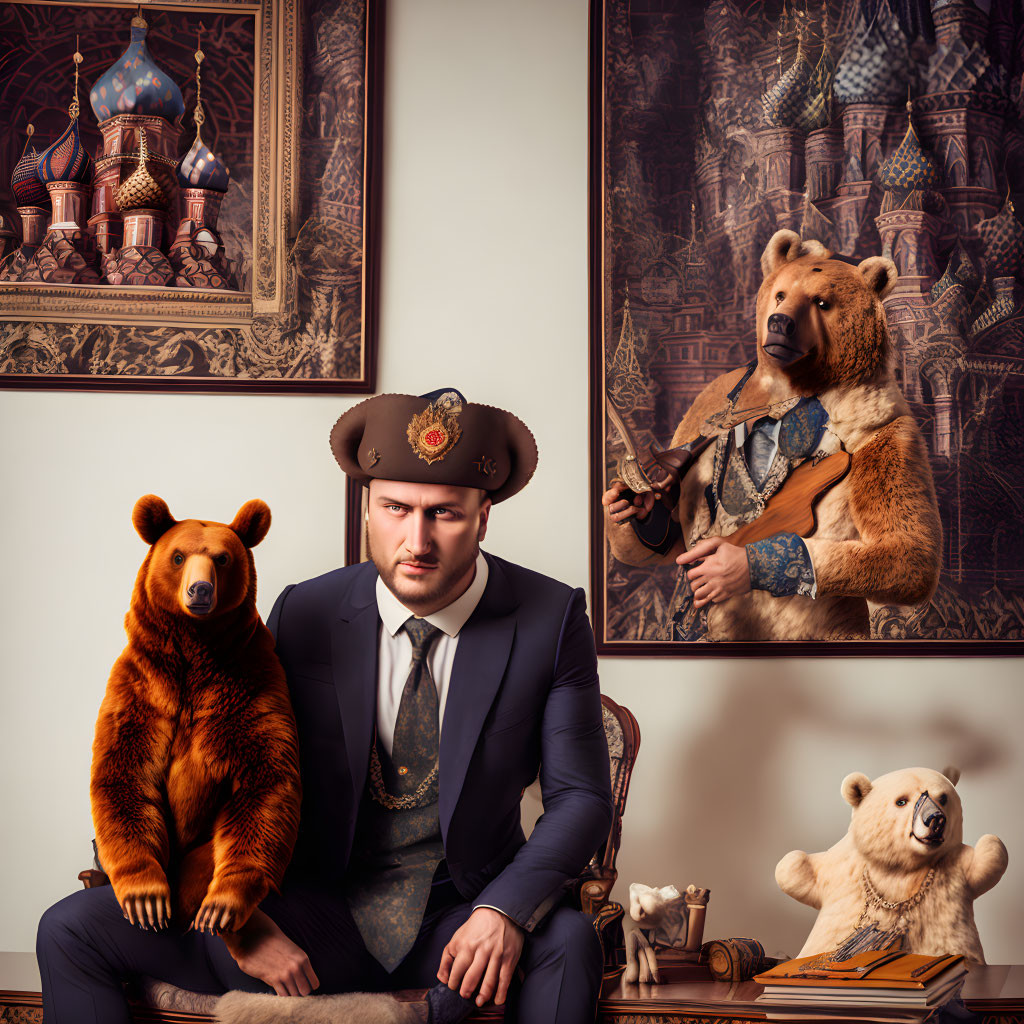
[90,14,185,124]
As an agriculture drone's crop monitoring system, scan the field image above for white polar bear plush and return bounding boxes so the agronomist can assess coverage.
[776,766,1008,964]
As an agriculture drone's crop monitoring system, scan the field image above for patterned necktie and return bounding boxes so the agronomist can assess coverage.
[391,617,442,786]
[745,416,778,490]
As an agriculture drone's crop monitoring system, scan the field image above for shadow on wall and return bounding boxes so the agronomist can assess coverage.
[618,663,1010,958]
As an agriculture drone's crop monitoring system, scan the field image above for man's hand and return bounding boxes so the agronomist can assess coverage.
[219,908,319,997]
[676,536,751,608]
[438,907,525,1008]
[602,480,656,524]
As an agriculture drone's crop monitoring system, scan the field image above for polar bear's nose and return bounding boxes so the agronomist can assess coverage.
[912,791,946,844]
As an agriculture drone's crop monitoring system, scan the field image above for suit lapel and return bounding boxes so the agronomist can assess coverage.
[330,567,379,802]
[439,554,518,839]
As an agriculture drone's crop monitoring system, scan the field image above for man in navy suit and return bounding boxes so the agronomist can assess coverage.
[36,388,612,1024]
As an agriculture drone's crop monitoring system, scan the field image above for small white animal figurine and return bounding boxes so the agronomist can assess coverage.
[624,882,710,983]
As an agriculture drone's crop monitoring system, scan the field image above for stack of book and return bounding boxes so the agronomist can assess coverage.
[754,950,968,1017]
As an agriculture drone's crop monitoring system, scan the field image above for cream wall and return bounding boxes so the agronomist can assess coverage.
[1,0,1021,963]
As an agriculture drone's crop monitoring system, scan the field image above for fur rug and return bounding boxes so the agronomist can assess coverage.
[215,989,426,1024]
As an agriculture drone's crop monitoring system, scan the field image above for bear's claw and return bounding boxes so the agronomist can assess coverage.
[122,893,172,930]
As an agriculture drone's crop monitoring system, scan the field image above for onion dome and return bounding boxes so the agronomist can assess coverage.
[796,48,837,132]
[176,29,230,192]
[115,128,169,210]
[177,137,230,192]
[970,289,1017,336]
[36,119,92,185]
[762,43,813,127]
[879,123,941,191]
[833,1,913,106]
[930,241,981,302]
[90,16,185,124]
[976,198,1024,279]
[12,148,48,206]
[927,37,991,93]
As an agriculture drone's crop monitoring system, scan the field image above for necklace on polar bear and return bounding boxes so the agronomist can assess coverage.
[825,866,936,962]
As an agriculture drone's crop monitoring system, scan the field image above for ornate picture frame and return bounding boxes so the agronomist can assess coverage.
[589,0,1024,655]
[0,0,381,392]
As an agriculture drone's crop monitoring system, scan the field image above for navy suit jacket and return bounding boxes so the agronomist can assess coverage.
[266,550,613,932]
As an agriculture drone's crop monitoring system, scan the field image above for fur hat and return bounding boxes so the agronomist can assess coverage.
[330,388,538,503]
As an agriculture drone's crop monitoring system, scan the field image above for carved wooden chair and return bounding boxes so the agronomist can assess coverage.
[78,694,641,1022]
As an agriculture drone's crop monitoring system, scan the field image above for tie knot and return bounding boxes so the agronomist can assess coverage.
[403,617,442,661]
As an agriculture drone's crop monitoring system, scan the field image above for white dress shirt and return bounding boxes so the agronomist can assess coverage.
[374,552,489,757]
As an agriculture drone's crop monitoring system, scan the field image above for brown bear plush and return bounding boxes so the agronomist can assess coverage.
[605,229,942,640]
[90,495,301,934]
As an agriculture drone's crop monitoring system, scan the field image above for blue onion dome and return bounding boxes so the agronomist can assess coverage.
[976,198,1024,279]
[89,16,185,124]
[833,1,913,105]
[177,135,230,192]
[36,119,92,185]
[761,43,813,128]
[12,148,48,206]
[879,121,941,190]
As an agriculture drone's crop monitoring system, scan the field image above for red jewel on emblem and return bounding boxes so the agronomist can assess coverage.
[424,428,446,447]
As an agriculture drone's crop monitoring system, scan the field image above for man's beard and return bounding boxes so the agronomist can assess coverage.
[368,536,479,610]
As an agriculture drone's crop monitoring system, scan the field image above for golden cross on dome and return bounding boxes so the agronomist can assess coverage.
[69,35,83,120]
[192,23,207,143]
[18,123,35,161]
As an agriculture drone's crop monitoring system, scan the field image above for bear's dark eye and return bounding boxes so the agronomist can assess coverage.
[215,554,229,567]
[895,797,908,807]
[815,298,829,310]
[775,291,785,303]
[172,552,184,567]
[939,793,947,806]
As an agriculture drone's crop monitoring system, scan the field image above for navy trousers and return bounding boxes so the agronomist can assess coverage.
[36,879,602,1024]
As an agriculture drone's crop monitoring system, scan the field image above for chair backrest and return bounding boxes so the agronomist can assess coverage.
[594,693,641,876]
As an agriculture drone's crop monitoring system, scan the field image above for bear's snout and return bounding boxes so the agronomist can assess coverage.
[763,313,809,366]
[911,791,946,846]
[186,579,215,614]
[767,313,796,338]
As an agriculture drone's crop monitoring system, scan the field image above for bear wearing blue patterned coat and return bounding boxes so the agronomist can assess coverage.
[603,230,942,641]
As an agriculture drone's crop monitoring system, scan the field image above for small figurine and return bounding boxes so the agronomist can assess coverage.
[624,882,710,983]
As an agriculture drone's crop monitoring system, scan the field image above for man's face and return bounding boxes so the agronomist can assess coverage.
[366,479,491,615]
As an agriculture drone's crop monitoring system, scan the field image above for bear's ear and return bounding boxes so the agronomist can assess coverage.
[761,229,831,277]
[230,499,272,549]
[857,256,898,299]
[941,765,961,786]
[132,495,176,546]
[842,772,873,808]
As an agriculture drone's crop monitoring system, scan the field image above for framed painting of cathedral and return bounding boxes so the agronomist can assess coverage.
[589,0,1024,654]
[0,0,381,393]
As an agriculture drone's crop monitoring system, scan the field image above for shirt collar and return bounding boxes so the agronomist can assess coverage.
[376,551,489,638]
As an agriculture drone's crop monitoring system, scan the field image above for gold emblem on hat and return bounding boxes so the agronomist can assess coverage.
[407,401,462,464]
[474,455,497,476]
[366,447,381,467]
